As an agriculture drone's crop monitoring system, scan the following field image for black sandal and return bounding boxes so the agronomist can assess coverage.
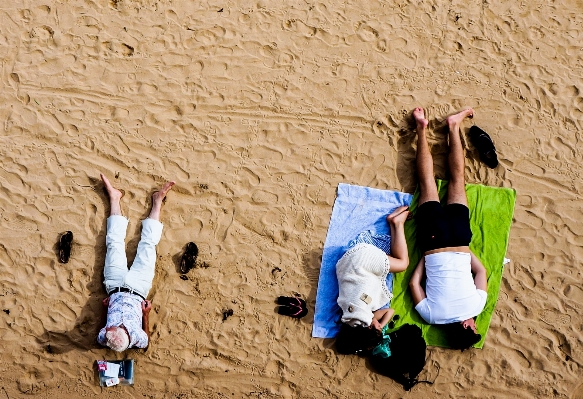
[276,296,307,309]
[58,231,73,263]
[276,296,308,319]
[180,242,198,274]
[469,125,499,168]
[277,304,308,319]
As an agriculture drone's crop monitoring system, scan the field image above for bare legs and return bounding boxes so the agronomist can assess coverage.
[414,108,439,206]
[386,206,410,272]
[100,173,175,220]
[414,107,474,206]
[445,108,473,206]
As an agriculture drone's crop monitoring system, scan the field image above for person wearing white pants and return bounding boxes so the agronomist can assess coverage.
[103,215,162,299]
[97,174,175,352]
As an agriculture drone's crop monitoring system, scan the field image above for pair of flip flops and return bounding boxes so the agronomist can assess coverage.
[276,296,308,319]
[469,126,498,169]
[180,242,198,274]
[58,231,73,263]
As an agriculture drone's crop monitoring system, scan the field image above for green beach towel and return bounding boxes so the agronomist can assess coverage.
[390,180,516,348]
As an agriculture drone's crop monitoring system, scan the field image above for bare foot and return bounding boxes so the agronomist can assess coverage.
[386,205,409,225]
[148,181,175,221]
[413,107,428,129]
[100,173,123,201]
[446,108,474,130]
[152,181,175,205]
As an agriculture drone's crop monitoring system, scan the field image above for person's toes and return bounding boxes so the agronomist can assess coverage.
[100,173,123,199]
[159,181,175,197]
[153,181,175,202]
[163,181,175,192]
[413,107,425,120]
[447,108,474,125]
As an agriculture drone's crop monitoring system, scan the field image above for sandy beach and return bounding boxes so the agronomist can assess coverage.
[0,0,582,397]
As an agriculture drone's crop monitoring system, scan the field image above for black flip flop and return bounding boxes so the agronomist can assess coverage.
[276,296,307,309]
[58,231,73,264]
[277,305,308,319]
[180,242,198,274]
[469,125,499,168]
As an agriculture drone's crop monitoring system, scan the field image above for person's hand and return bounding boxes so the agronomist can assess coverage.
[102,297,110,307]
[141,300,152,315]
[370,319,382,332]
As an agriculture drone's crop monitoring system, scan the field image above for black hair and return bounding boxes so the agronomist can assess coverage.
[443,322,481,351]
[335,323,383,355]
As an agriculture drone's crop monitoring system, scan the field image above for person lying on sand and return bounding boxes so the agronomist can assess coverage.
[97,174,175,352]
[408,108,487,350]
[335,206,409,354]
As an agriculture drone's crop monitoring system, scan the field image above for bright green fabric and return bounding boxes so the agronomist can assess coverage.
[390,180,516,348]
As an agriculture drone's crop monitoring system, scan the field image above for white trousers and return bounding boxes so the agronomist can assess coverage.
[103,215,163,299]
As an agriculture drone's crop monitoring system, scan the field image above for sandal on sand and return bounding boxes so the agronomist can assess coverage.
[180,242,198,274]
[277,304,308,319]
[469,125,499,168]
[276,296,308,319]
[276,296,307,308]
[58,231,73,264]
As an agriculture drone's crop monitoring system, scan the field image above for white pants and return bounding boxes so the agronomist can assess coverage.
[103,215,163,299]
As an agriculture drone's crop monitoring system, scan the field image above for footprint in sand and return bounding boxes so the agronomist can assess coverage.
[572,383,583,399]
[539,310,570,326]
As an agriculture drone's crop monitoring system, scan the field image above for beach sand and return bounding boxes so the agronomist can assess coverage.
[0,0,582,397]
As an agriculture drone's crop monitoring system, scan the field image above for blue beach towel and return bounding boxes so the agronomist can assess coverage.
[312,183,412,338]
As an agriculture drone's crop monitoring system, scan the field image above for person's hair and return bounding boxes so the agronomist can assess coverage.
[105,327,130,352]
[335,323,383,355]
[443,322,481,351]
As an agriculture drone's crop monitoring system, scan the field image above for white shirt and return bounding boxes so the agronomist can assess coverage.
[415,252,487,324]
[336,243,391,327]
[97,292,148,348]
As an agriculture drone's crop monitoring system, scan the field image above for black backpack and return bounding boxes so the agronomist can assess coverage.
[370,324,431,391]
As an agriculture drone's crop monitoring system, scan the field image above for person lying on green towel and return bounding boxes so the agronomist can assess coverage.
[408,107,488,350]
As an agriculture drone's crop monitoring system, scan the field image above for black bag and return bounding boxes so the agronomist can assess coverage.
[370,324,431,391]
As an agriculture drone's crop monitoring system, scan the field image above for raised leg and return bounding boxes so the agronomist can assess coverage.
[445,108,474,206]
[414,108,439,205]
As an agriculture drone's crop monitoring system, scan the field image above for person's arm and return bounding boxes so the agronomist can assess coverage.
[97,327,107,346]
[371,308,395,331]
[470,251,487,292]
[141,300,152,349]
[409,257,427,305]
[97,297,109,345]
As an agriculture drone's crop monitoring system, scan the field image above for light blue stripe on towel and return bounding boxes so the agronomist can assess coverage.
[312,183,412,339]
[349,231,394,298]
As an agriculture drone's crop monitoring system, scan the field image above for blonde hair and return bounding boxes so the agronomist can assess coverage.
[105,327,130,352]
